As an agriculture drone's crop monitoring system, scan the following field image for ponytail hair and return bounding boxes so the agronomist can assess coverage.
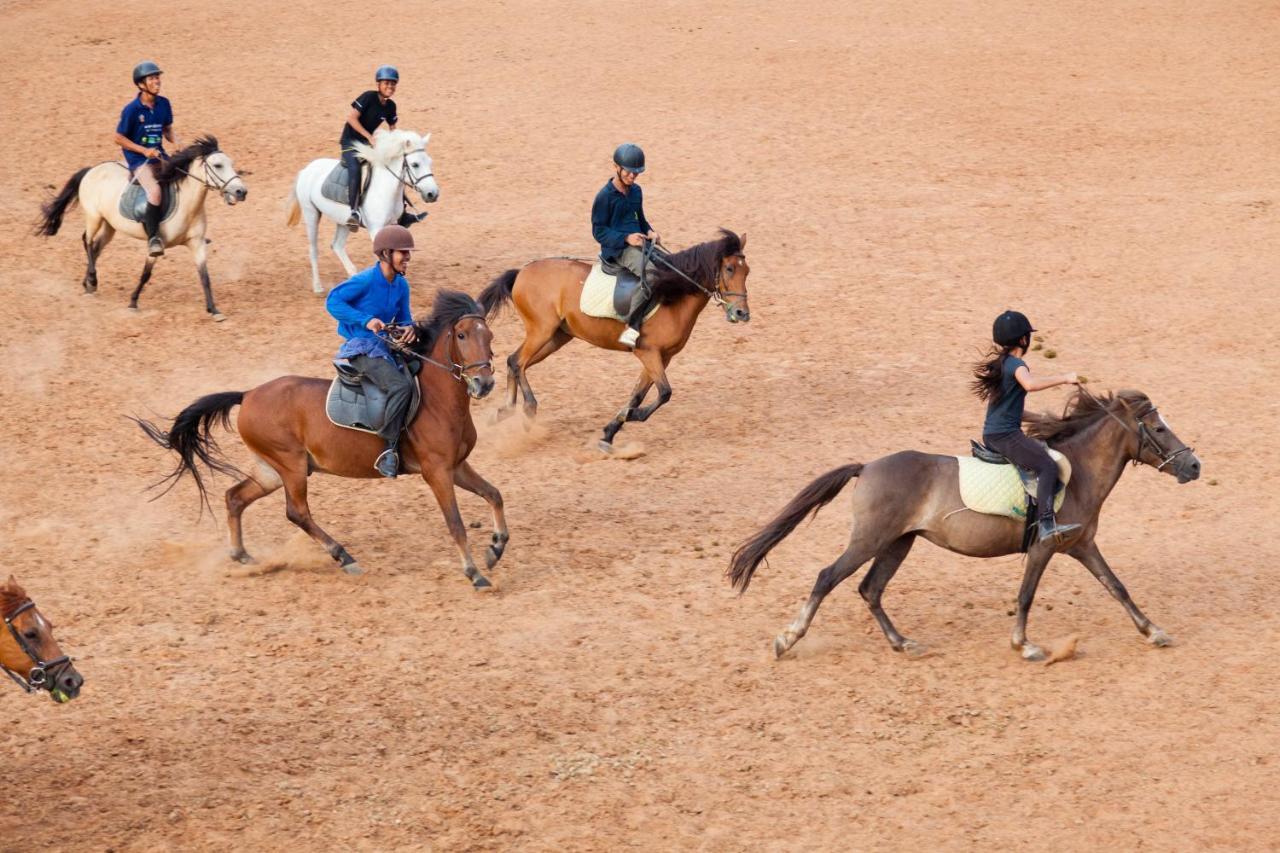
[971,347,1011,401]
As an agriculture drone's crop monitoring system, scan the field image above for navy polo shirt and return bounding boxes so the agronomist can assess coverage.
[117,95,173,170]
[591,179,652,259]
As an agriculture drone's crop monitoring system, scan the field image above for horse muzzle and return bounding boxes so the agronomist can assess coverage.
[223,184,248,205]
[418,179,440,204]
[43,663,83,703]
[726,304,750,324]
[466,374,494,399]
[1174,452,1202,484]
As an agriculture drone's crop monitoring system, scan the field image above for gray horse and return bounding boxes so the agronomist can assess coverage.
[728,390,1201,661]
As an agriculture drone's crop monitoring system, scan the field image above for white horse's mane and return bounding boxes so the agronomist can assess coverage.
[351,129,429,167]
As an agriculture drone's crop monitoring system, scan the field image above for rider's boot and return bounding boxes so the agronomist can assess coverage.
[398,208,428,228]
[143,202,165,257]
[1038,513,1081,544]
[374,438,400,479]
[617,286,651,348]
[346,182,362,232]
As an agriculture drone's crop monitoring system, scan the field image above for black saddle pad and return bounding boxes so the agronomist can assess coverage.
[321,160,372,206]
[326,358,421,434]
[118,181,178,223]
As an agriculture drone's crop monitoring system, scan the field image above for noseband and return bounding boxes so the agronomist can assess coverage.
[2,600,70,695]
[176,152,243,194]
[1081,389,1194,471]
[385,148,434,193]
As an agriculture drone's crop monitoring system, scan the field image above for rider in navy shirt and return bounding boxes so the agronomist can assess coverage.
[113,61,176,257]
[591,143,662,347]
[340,66,400,231]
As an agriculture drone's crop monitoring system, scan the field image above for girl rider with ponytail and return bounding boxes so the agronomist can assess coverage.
[972,311,1081,544]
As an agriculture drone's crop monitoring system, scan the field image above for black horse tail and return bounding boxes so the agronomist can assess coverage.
[133,391,246,513]
[477,268,519,319]
[35,167,90,237]
[727,463,865,594]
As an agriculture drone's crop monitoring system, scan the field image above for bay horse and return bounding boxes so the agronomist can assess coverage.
[1,576,83,703]
[477,230,751,452]
[135,291,507,590]
[728,390,1201,661]
[35,136,248,320]
[287,129,439,294]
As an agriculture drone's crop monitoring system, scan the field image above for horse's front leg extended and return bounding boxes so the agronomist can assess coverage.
[1068,540,1170,646]
[453,460,509,570]
[1011,548,1054,661]
[423,465,495,591]
[600,370,654,447]
[188,237,225,321]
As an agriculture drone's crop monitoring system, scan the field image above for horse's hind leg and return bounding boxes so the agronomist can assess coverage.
[773,538,881,659]
[453,460,509,570]
[1069,540,1171,647]
[226,462,284,564]
[857,534,923,654]
[129,256,157,310]
[279,466,363,574]
[1011,548,1054,660]
[82,217,112,293]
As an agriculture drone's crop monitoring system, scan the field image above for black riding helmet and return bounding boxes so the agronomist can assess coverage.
[613,143,645,174]
[133,61,162,85]
[993,310,1035,347]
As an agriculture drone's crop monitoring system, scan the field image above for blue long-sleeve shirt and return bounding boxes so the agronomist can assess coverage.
[591,179,651,260]
[326,263,414,362]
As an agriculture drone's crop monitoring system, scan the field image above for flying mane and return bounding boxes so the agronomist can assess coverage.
[351,129,425,167]
[649,229,743,304]
[155,135,221,186]
[1024,389,1150,445]
[411,290,484,355]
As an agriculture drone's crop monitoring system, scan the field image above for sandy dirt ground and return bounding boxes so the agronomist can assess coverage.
[2,0,1278,849]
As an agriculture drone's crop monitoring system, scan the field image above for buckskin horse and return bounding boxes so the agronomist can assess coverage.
[728,390,1201,660]
[135,291,507,590]
[35,136,248,320]
[1,576,83,703]
[477,230,750,452]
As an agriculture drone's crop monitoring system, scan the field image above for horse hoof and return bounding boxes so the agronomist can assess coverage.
[484,545,502,570]
[472,575,497,593]
[211,313,227,323]
[1020,644,1046,662]
[231,552,256,565]
[1147,628,1173,647]
[773,633,796,659]
[899,639,928,658]
[597,440,615,456]
[341,562,364,576]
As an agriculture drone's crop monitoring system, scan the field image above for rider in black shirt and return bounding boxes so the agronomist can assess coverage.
[340,66,399,231]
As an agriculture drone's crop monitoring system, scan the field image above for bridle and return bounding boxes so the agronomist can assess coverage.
[383,315,492,384]
[1080,388,1194,472]
[383,147,434,194]
[645,241,749,317]
[2,599,70,695]
[175,152,244,194]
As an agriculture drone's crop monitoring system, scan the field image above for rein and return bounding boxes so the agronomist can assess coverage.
[174,153,242,193]
[1077,387,1193,471]
[382,315,491,383]
[645,242,747,315]
[1,600,70,695]
[381,148,433,193]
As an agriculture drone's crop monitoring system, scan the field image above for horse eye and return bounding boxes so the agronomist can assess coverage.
[1155,426,1166,433]
[23,629,38,641]
[458,332,466,340]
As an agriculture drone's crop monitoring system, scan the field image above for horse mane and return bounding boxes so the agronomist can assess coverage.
[649,229,743,304]
[156,135,221,186]
[411,289,484,354]
[351,129,423,167]
[0,576,30,616]
[1024,389,1150,445]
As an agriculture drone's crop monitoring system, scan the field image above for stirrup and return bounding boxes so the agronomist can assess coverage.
[346,210,361,232]
[1038,518,1081,544]
[618,327,640,348]
[374,448,399,479]
[147,236,165,257]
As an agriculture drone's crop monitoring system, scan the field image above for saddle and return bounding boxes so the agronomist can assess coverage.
[320,160,373,206]
[325,357,421,435]
[955,439,1071,522]
[118,180,178,223]
[579,257,660,322]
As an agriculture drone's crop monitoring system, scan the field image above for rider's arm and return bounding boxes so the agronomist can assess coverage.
[346,108,373,143]
[326,275,374,327]
[636,185,652,235]
[591,191,628,254]
[113,132,152,156]
[394,282,414,326]
[1015,364,1079,392]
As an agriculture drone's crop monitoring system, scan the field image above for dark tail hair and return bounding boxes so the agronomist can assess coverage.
[970,346,1017,401]
[727,463,864,593]
[477,269,519,318]
[132,391,246,513]
[35,167,90,236]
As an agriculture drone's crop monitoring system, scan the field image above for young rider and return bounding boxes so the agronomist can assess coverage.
[326,225,419,479]
[972,310,1082,544]
[591,143,662,348]
[340,66,403,232]
[114,61,176,258]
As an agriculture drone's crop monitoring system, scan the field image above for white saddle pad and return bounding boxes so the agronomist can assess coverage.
[956,450,1071,520]
[579,262,660,322]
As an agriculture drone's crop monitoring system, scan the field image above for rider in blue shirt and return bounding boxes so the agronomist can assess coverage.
[114,61,176,257]
[326,225,418,478]
[591,143,662,347]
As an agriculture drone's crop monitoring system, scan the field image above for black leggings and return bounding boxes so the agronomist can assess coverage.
[983,430,1059,520]
[342,148,361,211]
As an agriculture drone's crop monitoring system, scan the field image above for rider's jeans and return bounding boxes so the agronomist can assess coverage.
[351,355,414,442]
[983,430,1060,520]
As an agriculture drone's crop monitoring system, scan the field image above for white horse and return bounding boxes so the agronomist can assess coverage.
[287,129,439,293]
[36,135,248,320]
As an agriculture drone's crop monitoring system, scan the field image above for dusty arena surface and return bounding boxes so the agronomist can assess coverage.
[3,0,1278,849]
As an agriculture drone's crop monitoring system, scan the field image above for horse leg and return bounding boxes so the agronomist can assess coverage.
[600,371,654,448]
[857,534,923,655]
[279,466,362,574]
[601,349,670,449]
[1069,540,1171,647]
[128,256,157,310]
[225,464,283,564]
[187,237,225,321]
[82,218,111,293]
[331,222,358,277]
[506,328,571,419]
[773,539,881,659]
[302,199,324,294]
[423,464,494,590]
[1011,547,1055,660]
[453,460,509,571]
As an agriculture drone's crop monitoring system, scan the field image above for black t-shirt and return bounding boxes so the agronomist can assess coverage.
[982,355,1028,437]
[340,91,397,147]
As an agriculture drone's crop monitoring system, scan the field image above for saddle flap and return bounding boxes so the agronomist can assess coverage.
[325,361,421,435]
[321,160,371,206]
[579,261,658,323]
[969,439,1008,465]
[118,180,178,223]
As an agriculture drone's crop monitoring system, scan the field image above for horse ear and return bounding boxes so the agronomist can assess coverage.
[739,233,747,252]
[423,132,431,145]
[3,575,16,593]
[404,137,415,152]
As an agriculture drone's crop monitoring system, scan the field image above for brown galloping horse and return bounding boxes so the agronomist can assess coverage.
[136,291,508,590]
[477,230,751,451]
[728,391,1201,661]
[1,576,83,703]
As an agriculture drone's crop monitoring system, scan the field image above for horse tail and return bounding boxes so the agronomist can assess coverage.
[727,463,864,594]
[132,391,246,514]
[286,194,301,227]
[477,268,519,318]
[35,167,90,237]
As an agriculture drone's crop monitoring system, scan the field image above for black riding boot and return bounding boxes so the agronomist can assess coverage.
[1038,513,1081,544]
[143,202,164,257]
[346,178,362,231]
[375,438,400,479]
